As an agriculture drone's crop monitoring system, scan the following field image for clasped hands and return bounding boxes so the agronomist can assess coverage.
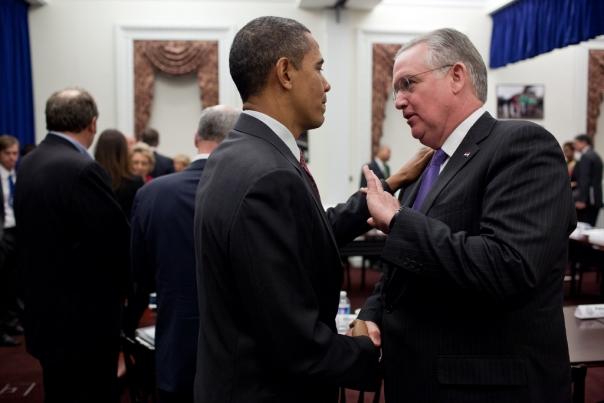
[346,319,381,348]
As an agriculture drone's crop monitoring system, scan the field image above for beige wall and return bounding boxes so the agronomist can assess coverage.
[28,0,593,199]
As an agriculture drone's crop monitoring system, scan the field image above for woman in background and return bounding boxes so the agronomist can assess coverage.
[95,129,144,221]
[130,142,155,184]
[563,141,576,177]
[173,154,191,172]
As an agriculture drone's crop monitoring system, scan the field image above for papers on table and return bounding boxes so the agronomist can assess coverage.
[336,314,358,335]
[574,304,604,319]
[135,326,156,349]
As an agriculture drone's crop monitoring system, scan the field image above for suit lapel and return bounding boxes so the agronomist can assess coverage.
[234,115,339,250]
[417,112,496,214]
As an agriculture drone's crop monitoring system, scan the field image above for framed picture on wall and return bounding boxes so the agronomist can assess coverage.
[497,84,544,120]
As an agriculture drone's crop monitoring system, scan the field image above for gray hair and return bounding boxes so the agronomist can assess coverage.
[196,105,241,142]
[396,28,487,103]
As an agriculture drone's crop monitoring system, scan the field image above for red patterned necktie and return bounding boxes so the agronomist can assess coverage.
[299,149,320,200]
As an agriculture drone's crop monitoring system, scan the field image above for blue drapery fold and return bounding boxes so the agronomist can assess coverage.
[490,0,604,68]
[0,0,35,147]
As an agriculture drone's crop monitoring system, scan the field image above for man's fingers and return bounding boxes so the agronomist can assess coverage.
[362,165,381,193]
[367,217,377,228]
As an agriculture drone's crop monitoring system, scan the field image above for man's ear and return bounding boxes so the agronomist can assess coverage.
[194,133,199,148]
[87,116,97,134]
[450,62,467,95]
[275,57,294,90]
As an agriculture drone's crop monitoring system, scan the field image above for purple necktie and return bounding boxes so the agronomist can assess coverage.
[413,148,448,211]
[299,149,320,201]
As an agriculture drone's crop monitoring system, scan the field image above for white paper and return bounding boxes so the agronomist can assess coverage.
[574,304,604,319]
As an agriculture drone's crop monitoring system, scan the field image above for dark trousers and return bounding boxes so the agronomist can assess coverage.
[158,388,194,403]
[577,206,600,227]
[40,352,119,403]
[0,227,21,331]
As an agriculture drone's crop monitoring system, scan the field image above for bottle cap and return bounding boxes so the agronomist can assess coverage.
[340,290,347,296]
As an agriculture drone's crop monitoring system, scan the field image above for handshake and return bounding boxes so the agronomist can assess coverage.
[346,319,381,347]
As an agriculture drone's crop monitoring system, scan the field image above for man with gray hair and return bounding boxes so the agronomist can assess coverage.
[130,105,240,403]
[358,28,576,402]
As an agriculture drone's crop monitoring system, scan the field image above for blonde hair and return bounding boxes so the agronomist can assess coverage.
[130,141,156,173]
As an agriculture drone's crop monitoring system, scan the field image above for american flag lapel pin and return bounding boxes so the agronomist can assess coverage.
[463,152,471,158]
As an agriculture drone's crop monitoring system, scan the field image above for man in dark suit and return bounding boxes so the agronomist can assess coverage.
[194,17,435,403]
[130,105,240,403]
[358,28,576,402]
[14,88,131,402]
[360,144,390,188]
[141,128,175,178]
[0,135,22,347]
[572,134,603,226]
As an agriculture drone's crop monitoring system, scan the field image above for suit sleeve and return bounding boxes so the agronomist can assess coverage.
[72,162,132,297]
[230,168,379,385]
[379,124,576,309]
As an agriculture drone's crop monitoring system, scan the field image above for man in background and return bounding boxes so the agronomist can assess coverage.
[0,135,21,347]
[359,28,575,402]
[360,144,390,188]
[130,105,240,403]
[141,128,175,177]
[14,88,130,402]
[572,134,603,226]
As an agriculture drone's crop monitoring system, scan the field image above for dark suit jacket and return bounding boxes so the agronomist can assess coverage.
[358,112,576,402]
[14,133,131,364]
[359,159,387,188]
[116,175,144,222]
[131,159,205,393]
[150,150,175,178]
[195,114,380,402]
[571,147,603,208]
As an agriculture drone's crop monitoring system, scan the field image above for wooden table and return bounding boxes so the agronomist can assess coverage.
[568,237,604,298]
[564,306,604,367]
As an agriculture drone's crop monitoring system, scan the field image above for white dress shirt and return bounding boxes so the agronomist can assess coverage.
[0,164,16,228]
[243,110,300,162]
[439,107,485,172]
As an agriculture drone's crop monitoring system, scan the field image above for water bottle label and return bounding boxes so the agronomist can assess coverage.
[338,305,350,314]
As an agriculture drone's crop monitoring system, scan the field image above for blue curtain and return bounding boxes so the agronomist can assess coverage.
[490,0,604,68]
[0,0,35,147]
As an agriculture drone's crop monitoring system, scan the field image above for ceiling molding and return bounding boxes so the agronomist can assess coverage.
[381,0,485,8]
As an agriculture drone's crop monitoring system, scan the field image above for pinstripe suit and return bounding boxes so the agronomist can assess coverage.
[358,112,576,402]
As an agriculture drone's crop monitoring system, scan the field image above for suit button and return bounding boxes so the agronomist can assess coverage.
[385,305,393,313]
[402,258,409,266]
[409,261,416,269]
[416,263,423,272]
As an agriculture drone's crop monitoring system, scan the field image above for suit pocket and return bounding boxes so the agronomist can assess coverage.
[430,197,467,219]
[437,356,527,385]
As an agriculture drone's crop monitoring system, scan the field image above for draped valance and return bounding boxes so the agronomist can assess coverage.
[133,40,219,138]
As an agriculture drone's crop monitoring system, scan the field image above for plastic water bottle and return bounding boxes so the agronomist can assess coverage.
[338,291,351,314]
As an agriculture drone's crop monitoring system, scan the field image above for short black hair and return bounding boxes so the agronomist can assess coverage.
[46,88,98,133]
[229,16,312,103]
[575,134,591,146]
[141,128,160,147]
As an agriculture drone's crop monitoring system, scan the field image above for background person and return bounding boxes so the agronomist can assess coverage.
[0,135,22,347]
[95,129,144,222]
[141,128,175,178]
[173,154,191,173]
[130,141,155,183]
[14,88,130,402]
[359,144,391,188]
[131,105,240,403]
[571,134,603,226]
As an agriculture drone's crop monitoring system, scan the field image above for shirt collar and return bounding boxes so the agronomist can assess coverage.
[192,153,210,163]
[440,107,485,158]
[49,131,94,160]
[374,157,385,173]
[0,164,13,179]
[581,145,591,155]
[243,110,300,162]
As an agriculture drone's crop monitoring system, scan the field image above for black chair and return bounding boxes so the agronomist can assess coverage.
[121,334,158,403]
[568,240,604,298]
[571,364,587,403]
[339,382,382,403]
